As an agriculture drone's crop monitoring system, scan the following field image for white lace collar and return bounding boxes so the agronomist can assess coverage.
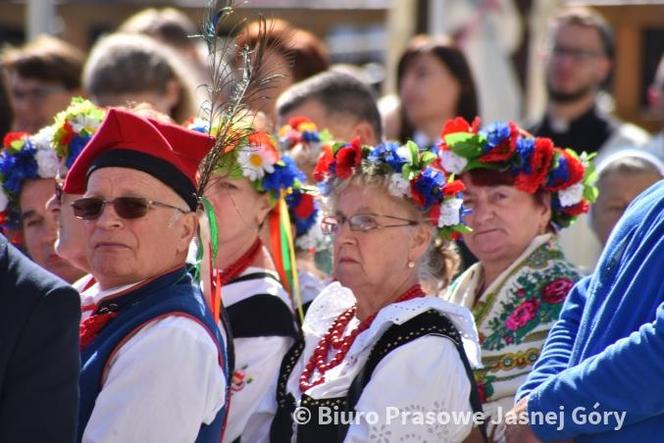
[304,282,481,367]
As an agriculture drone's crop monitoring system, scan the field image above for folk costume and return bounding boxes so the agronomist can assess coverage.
[439,117,596,441]
[63,108,230,443]
[269,140,483,442]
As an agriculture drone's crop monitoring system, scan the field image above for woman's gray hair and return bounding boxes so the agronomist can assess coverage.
[327,174,460,292]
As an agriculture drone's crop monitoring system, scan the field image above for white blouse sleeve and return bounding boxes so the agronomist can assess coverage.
[344,336,473,443]
[82,317,226,443]
[223,335,293,443]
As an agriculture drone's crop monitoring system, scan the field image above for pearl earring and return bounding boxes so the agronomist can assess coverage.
[407,261,415,269]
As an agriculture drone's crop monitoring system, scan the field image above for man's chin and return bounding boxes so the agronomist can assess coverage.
[547,83,595,104]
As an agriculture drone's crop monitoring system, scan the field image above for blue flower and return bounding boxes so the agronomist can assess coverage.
[67,135,89,168]
[286,190,319,237]
[301,131,320,143]
[262,156,305,195]
[0,145,39,195]
[368,142,407,172]
[547,155,570,188]
[412,167,444,209]
[514,137,535,175]
[480,122,511,152]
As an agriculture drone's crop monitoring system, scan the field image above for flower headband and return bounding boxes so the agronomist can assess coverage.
[278,116,332,157]
[286,189,327,251]
[51,97,106,174]
[313,138,469,240]
[438,117,598,228]
[188,118,307,199]
[0,129,59,231]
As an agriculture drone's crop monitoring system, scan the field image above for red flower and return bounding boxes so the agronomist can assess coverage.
[443,179,465,196]
[288,116,313,130]
[294,193,315,219]
[542,278,574,304]
[476,382,488,403]
[428,203,441,225]
[563,201,589,217]
[515,137,555,194]
[505,298,540,331]
[2,131,28,149]
[313,145,334,182]
[248,131,278,155]
[545,148,585,192]
[479,121,520,163]
[335,138,362,179]
[59,122,75,147]
[440,116,481,138]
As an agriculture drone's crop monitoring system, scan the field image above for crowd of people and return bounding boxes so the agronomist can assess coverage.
[0,4,662,443]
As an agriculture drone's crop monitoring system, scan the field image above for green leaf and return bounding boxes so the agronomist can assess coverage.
[420,151,436,166]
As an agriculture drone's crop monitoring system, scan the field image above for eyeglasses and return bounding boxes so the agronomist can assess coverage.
[70,196,189,220]
[321,213,419,235]
[550,45,604,62]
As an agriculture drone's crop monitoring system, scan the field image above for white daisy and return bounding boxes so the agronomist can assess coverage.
[35,148,60,179]
[388,173,411,198]
[237,146,276,181]
[71,115,102,133]
[439,150,468,175]
[438,198,464,227]
[558,182,584,207]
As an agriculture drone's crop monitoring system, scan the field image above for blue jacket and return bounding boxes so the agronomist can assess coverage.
[517,180,664,442]
[79,267,229,443]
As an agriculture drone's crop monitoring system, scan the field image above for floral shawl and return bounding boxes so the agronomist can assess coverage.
[445,234,583,412]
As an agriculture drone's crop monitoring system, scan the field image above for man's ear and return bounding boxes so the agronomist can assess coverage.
[176,211,198,254]
[352,120,377,146]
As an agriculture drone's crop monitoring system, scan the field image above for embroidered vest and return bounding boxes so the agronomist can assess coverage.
[78,268,229,443]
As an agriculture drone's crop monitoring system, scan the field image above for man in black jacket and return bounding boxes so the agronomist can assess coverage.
[0,233,80,442]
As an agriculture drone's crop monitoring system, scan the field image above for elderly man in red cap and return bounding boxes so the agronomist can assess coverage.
[63,107,229,442]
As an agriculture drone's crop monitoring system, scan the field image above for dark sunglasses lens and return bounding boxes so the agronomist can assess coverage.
[72,198,104,220]
[114,197,149,219]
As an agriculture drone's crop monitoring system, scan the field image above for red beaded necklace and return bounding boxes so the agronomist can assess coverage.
[215,238,263,285]
[299,284,425,393]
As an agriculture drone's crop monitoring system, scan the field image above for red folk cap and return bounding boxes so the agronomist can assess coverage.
[63,108,214,209]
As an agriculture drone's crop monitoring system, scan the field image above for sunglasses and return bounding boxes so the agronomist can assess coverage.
[71,196,189,220]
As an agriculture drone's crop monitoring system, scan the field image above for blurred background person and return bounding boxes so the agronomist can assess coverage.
[393,35,479,148]
[646,54,664,160]
[529,7,650,160]
[0,129,86,283]
[234,18,330,125]
[82,33,198,124]
[2,35,84,133]
[276,70,382,147]
[117,7,207,84]
[591,150,664,246]
[529,7,652,271]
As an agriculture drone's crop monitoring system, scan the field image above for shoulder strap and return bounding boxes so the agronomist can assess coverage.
[269,340,306,443]
[343,309,487,442]
[226,294,299,339]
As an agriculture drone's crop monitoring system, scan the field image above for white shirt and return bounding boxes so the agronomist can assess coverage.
[265,282,482,443]
[80,277,227,443]
[221,267,296,443]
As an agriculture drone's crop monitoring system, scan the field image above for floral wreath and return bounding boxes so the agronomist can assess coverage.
[278,116,332,158]
[187,118,307,199]
[286,189,329,251]
[51,97,106,174]
[0,129,59,232]
[313,138,469,241]
[437,117,598,228]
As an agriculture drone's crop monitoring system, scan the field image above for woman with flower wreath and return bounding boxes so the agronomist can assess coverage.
[190,118,306,442]
[438,117,597,442]
[268,139,483,442]
[0,128,85,283]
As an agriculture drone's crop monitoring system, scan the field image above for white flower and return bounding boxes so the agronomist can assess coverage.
[558,183,584,207]
[396,145,412,163]
[35,148,60,178]
[388,173,411,198]
[71,115,101,133]
[439,150,468,175]
[438,198,464,227]
[31,126,54,150]
[0,187,8,212]
[237,146,276,181]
